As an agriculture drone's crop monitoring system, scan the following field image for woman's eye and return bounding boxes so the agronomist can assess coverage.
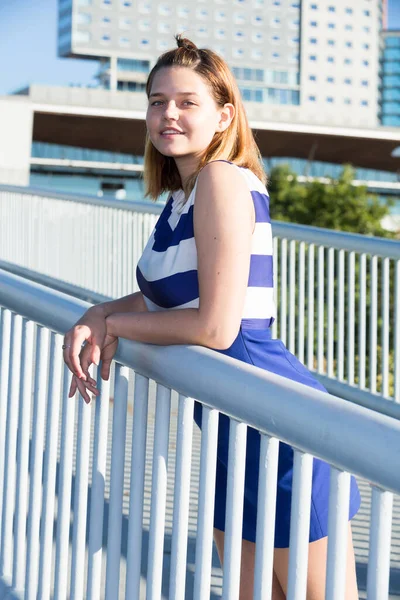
[183,101,195,106]
[150,101,163,106]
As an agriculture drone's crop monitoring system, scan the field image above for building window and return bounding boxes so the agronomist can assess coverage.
[327,56,334,63]
[252,49,263,60]
[344,78,352,84]
[310,37,317,44]
[119,36,130,46]
[272,17,281,26]
[138,2,151,14]
[252,15,263,25]
[158,22,171,33]
[362,60,369,66]
[309,74,317,81]
[363,43,370,50]
[234,12,246,24]
[361,80,369,87]
[101,33,111,41]
[119,17,132,27]
[121,0,132,6]
[345,7,353,14]
[328,6,335,12]
[328,23,335,29]
[157,40,168,50]
[327,97,334,103]
[363,26,370,33]
[215,28,226,38]
[344,98,351,105]
[253,32,263,43]
[138,19,150,30]
[140,38,150,47]
[310,3,318,9]
[345,41,353,48]
[272,52,280,60]
[196,7,209,18]
[291,2,300,7]
[233,48,245,58]
[361,100,369,106]
[327,76,334,83]
[75,30,91,43]
[158,4,172,16]
[272,34,280,42]
[177,7,190,17]
[309,95,316,101]
[344,58,352,65]
[273,0,281,5]
[310,21,317,27]
[363,10,370,16]
[309,55,317,61]
[76,13,92,24]
[234,30,245,39]
[102,16,111,25]
[102,0,112,5]
[345,24,353,31]
[327,39,335,46]
[215,10,227,20]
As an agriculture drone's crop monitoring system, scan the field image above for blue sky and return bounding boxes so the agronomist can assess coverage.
[0,0,400,96]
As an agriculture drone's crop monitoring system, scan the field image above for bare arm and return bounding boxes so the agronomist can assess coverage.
[106,162,254,349]
[89,290,148,318]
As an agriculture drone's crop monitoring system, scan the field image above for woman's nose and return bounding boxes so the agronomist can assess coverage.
[163,101,179,120]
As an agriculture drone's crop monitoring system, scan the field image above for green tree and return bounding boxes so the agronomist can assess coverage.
[268,164,396,238]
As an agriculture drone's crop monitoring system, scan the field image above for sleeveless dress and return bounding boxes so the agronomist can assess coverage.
[136,162,361,547]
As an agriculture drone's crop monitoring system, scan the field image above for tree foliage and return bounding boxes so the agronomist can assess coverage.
[267,163,396,238]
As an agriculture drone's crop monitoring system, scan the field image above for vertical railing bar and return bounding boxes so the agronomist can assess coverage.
[253,436,280,600]
[280,238,288,346]
[126,374,150,600]
[38,334,64,600]
[70,391,92,600]
[54,366,77,600]
[25,326,50,600]
[289,240,296,354]
[12,319,35,594]
[286,451,314,600]
[298,242,305,364]
[395,260,400,402]
[359,253,367,389]
[272,236,278,340]
[327,247,335,378]
[370,255,378,394]
[222,420,248,600]
[0,308,12,546]
[193,407,219,600]
[381,257,390,398]
[347,252,355,385]
[0,313,23,582]
[338,249,345,381]
[169,395,195,600]
[146,384,172,600]
[366,487,393,600]
[105,364,129,600]
[325,469,351,600]
[307,244,315,371]
[317,245,325,373]
[86,374,111,600]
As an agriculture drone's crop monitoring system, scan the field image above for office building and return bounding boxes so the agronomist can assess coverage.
[380,29,400,127]
[58,0,387,128]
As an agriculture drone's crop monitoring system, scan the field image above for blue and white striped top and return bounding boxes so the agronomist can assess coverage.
[136,163,276,329]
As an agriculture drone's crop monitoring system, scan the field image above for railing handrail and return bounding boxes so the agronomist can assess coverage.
[1,185,399,258]
[1,267,400,496]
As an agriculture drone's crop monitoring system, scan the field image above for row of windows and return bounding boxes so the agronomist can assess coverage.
[381,115,400,126]
[382,62,400,76]
[309,22,371,33]
[383,75,400,87]
[233,67,300,86]
[309,38,370,50]
[309,75,369,86]
[240,87,300,105]
[383,48,400,61]
[310,4,371,16]
[117,58,150,72]
[76,0,299,14]
[309,56,370,66]
[382,88,400,101]
[381,102,400,113]
[116,81,147,91]
[308,96,370,106]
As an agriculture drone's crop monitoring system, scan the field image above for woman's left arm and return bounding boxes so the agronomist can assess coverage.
[106,161,254,349]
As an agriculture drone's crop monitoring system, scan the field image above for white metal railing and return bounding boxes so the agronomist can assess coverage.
[1,269,400,600]
[1,185,399,405]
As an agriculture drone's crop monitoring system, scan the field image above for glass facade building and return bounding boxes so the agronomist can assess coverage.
[380,30,400,127]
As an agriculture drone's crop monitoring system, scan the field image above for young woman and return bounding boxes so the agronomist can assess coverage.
[63,36,360,599]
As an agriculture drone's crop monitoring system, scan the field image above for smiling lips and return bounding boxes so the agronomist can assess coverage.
[160,128,184,135]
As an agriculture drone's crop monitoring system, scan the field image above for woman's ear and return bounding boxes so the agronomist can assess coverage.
[216,103,235,132]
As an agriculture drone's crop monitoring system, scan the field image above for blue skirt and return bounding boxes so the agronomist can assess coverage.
[193,327,361,548]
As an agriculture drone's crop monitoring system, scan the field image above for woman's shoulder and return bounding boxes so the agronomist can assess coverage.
[198,160,268,196]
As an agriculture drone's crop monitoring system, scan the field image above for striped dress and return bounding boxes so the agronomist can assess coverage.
[136,161,360,547]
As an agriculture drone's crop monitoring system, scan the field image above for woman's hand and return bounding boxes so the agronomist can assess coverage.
[68,333,119,403]
[63,306,107,380]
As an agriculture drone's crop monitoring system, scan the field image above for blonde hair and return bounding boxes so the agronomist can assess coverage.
[144,35,267,200]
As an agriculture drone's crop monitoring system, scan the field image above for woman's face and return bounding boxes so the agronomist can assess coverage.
[146,66,230,163]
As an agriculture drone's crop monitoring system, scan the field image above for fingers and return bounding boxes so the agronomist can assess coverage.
[69,374,99,403]
[63,328,90,380]
[101,359,112,381]
[80,344,97,386]
[91,344,101,367]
